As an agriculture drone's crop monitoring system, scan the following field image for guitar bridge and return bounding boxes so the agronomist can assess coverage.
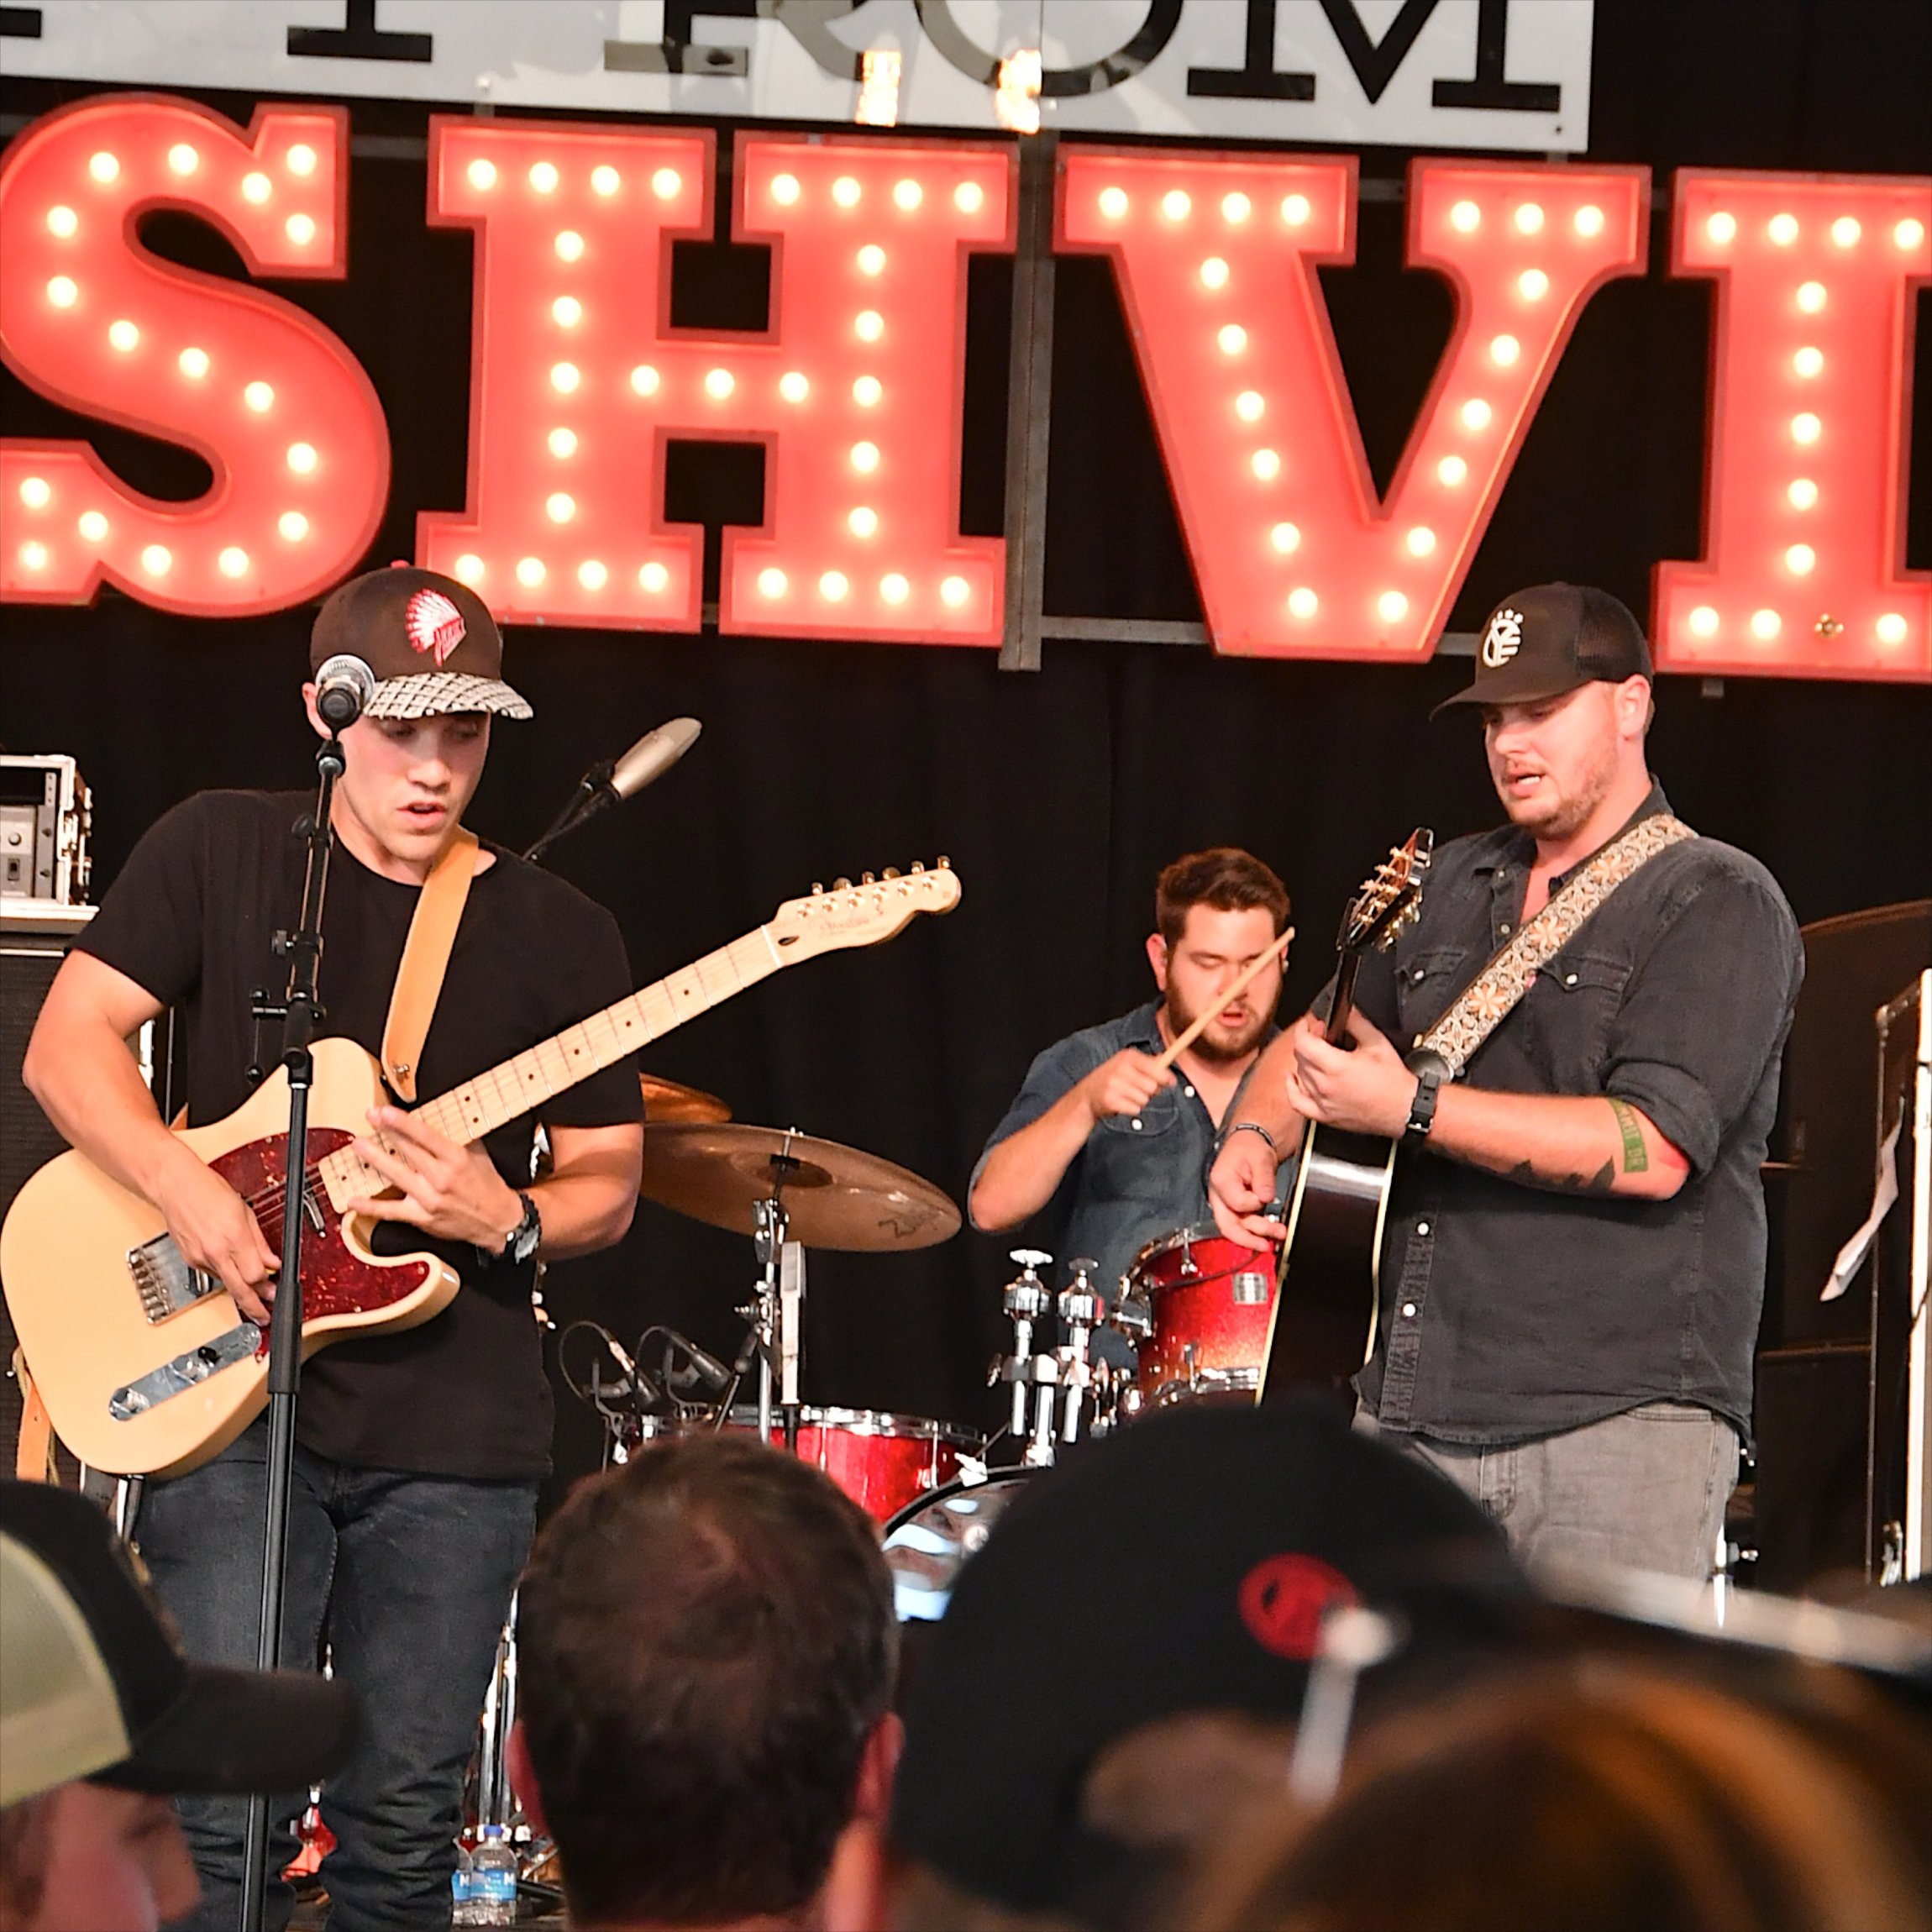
[128,1236,221,1323]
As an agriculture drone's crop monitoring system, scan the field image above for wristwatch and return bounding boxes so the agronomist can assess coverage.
[480,1191,541,1268]
[1404,1053,1448,1142]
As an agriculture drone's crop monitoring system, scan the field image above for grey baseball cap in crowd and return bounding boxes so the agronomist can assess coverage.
[310,564,533,722]
[0,1481,359,1808]
[1433,582,1652,717]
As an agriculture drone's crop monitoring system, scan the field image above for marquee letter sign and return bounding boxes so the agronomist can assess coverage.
[1058,150,1648,660]
[0,97,390,614]
[421,123,1011,644]
[1656,170,1931,680]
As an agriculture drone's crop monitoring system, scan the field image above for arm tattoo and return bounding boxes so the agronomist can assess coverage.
[1608,1098,1650,1173]
[1504,1158,1618,1196]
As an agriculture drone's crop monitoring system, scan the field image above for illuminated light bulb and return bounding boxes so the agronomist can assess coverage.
[278,511,309,541]
[1705,211,1736,244]
[955,181,985,214]
[879,573,910,603]
[1200,256,1230,290]
[1831,216,1861,247]
[1749,608,1781,640]
[454,554,485,585]
[820,570,849,601]
[218,546,249,578]
[529,161,559,193]
[1796,281,1826,312]
[178,346,208,377]
[1876,612,1908,645]
[1461,397,1493,431]
[516,556,545,587]
[639,561,669,594]
[1235,391,1264,423]
[893,179,921,210]
[1378,591,1409,622]
[89,151,119,183]
[553,295,583,327]
[652,168,681,199]
[1574,204,1605,238]
[855,310,884,342]
[285,213,316,245]
[554,230,585,261]
[1251,449,1281,480]
[1449,200,1479,233]
[780,371,810,403]
[851,441,879,472]
[1688,606,1719,637]
[1790,411,1820,444]
[1406,525,1437,557]
[1099,186,1128,219]
[1217,323,1247,355]
[1768,212,1798,245]
[468,159,497,192]
[546,492,575,523]
[1784,543,1815,575]
[1895,218,1925,250]
[759,567,788,597]
[1518,268,1549,300]
[18,541,48,572]
[833,176,861,207]
[1280,192,1312,227]
[940,575,969,607]
[108,318,139,352]
[242,172,271,204]
[704,367,735,399]
[286,144,317,177]
[1222,192,1252,223]
[1288,587,1318,619]
[849,507,879,538]
[18,476,50,508]
[772,173,801,205]
[630,364,660,396]
[1438,454,1468,486]
[1788,477,1819,509]
[1489,333,1520,366]
[550,362,580,394]
[168,143,198,176]
[1162,190,1192,221]
[1514,203,1545,234]
[286,442,318,474]
[853,375,882,407]
[592,165,619,197]
[857,244,886,276]
[1793,344,1823,377]
[78,510,108,541]
[45,276,76,308]
[140,543,171,575]
[46,205,77,238]
[578,559,608,590]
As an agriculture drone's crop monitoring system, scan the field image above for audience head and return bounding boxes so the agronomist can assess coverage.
[513,1432,900,1929]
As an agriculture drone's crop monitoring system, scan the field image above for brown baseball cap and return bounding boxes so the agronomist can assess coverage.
[1434,583,1651,717]
[310,565,533,721]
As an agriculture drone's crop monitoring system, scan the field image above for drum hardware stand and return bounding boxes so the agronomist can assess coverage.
[475,1593,520,1832]
[1055,1259,1105,1446]
[722,1140,807,1453]
[991,1250,1052,1441]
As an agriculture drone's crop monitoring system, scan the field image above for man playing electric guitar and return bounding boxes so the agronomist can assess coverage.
[22,566,644,1929]
[1210,585,1801,1579]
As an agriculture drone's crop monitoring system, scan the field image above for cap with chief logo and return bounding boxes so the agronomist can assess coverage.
[1434,582,1652,717]
[310,565,533,722]
[0,1480,359,1808]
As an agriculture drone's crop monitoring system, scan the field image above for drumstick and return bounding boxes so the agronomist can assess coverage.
[1150,929,1294,1073]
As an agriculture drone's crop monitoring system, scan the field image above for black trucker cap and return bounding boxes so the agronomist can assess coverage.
[1434,582,1652,717]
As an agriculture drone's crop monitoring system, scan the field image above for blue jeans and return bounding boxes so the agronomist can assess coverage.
[137,1420,536,1932]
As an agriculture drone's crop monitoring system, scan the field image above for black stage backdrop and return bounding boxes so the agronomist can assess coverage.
[3,3,1929,1509]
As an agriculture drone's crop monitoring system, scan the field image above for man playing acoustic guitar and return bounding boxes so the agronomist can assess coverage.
[1210,585,1801,1579]
[23,566,643,1929]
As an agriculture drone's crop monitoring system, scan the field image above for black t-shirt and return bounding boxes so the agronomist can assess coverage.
[77,790,640,1480]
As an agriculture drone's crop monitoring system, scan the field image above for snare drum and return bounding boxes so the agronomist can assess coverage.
[1118,1224,1277,1404]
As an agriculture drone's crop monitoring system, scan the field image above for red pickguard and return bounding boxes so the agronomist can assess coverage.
[208,1128,433,1321]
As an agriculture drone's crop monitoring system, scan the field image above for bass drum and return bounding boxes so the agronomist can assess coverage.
[880,1470,1037,1622]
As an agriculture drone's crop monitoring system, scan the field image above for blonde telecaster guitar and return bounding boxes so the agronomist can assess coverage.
[0,864,960,1478]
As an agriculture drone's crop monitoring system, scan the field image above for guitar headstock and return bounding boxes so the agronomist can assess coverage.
[765,861,962,961]
[1337,828,1434,956]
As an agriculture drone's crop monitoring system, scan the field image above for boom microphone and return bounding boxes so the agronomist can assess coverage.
[312,654,376,732]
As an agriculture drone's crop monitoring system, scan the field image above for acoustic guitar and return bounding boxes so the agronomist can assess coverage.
[0,864,959,1478]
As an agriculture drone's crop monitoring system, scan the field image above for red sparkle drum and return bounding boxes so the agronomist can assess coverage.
[1117,1224,1278,1404]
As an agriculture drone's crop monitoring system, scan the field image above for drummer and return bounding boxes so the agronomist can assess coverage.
[969,848,1291,1359]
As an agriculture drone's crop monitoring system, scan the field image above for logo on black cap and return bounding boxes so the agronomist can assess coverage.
[1481,607,1524,669]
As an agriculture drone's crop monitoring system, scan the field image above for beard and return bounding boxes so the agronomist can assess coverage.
[1163,984,1274,1064]
[1499,733,1620,843]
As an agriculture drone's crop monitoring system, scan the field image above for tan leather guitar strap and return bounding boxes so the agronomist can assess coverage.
[1417,815,1697,1079]
[381,826,479,1102]
[13,1348,56,1483]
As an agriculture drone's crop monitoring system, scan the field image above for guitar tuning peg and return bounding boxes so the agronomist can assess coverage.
[937,855,951,869]
[833,876,851,890]
[812,882,824,895]
[862,871,876,885]
[883,867,900,879]
[910,861,925,874]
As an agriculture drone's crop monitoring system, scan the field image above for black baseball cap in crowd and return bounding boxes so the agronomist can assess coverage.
[0,1482,359,1807]
[1432,582,1652,717]
[310,564,533,721]
[889,1400,1527,1919]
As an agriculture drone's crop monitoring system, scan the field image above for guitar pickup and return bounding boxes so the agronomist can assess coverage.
[108,1323,262,1420]
[127,1235,220,1323]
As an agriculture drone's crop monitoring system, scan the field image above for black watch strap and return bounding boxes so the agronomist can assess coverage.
[1404,1052,1448,1141]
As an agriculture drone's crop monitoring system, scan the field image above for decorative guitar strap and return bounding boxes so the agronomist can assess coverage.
[1415,814,1698,1079]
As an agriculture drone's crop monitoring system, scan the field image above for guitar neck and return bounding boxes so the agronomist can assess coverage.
[1325,951,1364,1047]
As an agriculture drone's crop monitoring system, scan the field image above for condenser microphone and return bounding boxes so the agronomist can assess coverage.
[609,717,702,801]
[312,654,376,732]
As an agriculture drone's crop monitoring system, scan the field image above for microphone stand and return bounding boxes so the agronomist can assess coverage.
[521,759,612,864]
[239,732,344,1932]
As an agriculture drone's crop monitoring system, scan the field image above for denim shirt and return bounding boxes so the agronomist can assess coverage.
[1350,784,1802,1447]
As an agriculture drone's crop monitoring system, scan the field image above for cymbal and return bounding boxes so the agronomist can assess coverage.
[638,1124,961,1252]
[640,1073,732,1126]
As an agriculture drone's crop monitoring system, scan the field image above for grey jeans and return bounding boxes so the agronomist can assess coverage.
[1361,1402,1740,1581]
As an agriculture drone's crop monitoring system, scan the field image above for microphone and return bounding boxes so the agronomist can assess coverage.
[521,718,702,863]
[312,654,376,732]
[659,1331,733,1395]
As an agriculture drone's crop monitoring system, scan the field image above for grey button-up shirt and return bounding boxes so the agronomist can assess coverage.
[1351,784,1802,1446]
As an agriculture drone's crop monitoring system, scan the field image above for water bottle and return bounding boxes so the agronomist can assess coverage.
[470,1824,517,1926]
[450,1839,479,1927]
